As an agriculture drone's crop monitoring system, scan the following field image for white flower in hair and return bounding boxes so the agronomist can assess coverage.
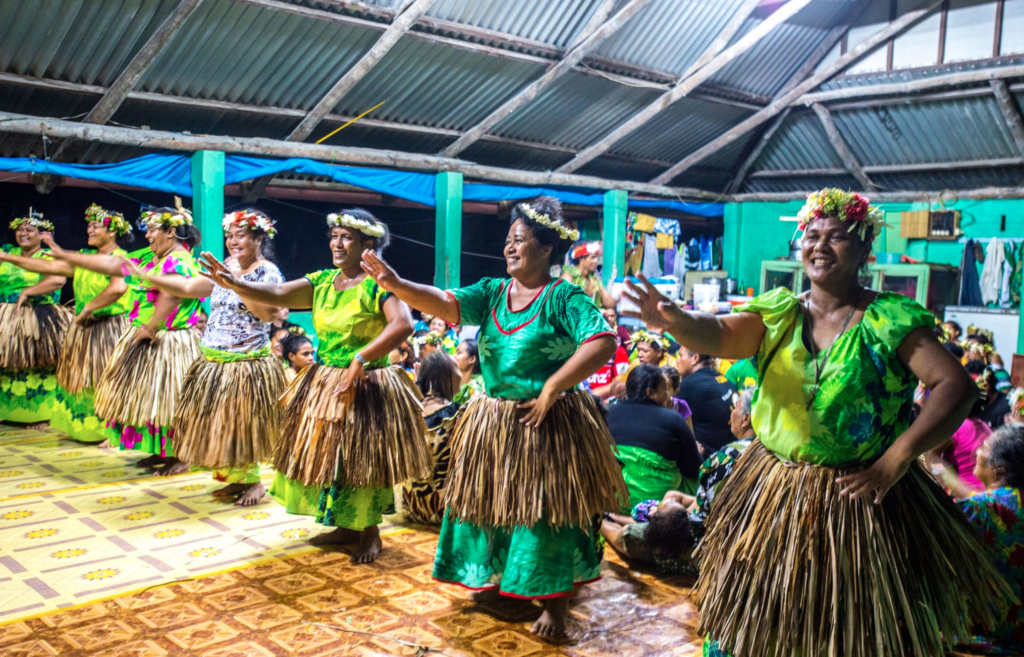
[518,203,579,241]
[326,213,386,238]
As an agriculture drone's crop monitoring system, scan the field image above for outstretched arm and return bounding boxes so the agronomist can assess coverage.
[361,250,459,324]
[622,274,764,359]
[0,250,74,277]
[199,252,312,309]
[121,258,214,300]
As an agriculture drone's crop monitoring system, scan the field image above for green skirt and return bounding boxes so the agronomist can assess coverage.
[50,388,107,443]
[110,421,175,458]
[315,483,394,531]
[618,445,696,510]
[269,472,322,516]
[432,510,603,599]
[0,368,59,423]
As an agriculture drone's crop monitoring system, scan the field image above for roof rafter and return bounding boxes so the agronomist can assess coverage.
[648,0,944,185]
[439,0,654,158]
[990,79,1024,157]
[555,0,811,175]
[812,103,876,190]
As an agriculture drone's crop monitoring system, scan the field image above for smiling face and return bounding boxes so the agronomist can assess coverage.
[505,220,552,279]
[145,224,178,256]
[330,227,372,269]
[429,317,448,335]
[15,224,42,251]
[86,221,116,249]
[225,224,262,264]
[800,216,871,288]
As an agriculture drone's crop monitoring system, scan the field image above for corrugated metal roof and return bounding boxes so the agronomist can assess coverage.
[869,167,1024,191]
[576,156,667,183]
[490,71,662,150]
[753,109,846,170]
[110,98,299,140]
[460,140,572,171]
[744,173,861,193]
[312,122,455,154]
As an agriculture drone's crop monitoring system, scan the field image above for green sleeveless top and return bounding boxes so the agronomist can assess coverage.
[0,246,59,305]
[74,248,132,316]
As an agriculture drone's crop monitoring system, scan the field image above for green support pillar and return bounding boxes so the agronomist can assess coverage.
[602,189,628,287]
[190,150,225,260]
[434,171,463,290]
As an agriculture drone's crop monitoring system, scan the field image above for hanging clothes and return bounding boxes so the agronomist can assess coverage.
[699,236,713,271]
[959,239,984,307]
[1013,241,1024,306]
[1001,259,1014,308]
[655,232,674,250]
[663,246,676,277]
[980,237,1005,306]
[642,233,663,278]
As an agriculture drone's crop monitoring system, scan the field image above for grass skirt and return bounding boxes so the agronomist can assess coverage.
[694,440,1016,657]
[56,314,129,395]
[0,303,71,370]
[274,364,430,488]
[444,390,628,529]
[172,355,285,468]
[94,326,200,454]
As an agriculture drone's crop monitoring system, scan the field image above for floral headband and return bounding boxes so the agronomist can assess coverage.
[967,325,995,344]
[223,210,277,238]
[796,188,888,242]
[518,203,579,241]
[572,241,601,261]
[326,213,385,238]
[963,340,994,362]
[629,329,669,350]
[84,203,131,237]
[10,210,54,232]
[412,333,444,348]
[1010,388,1024,417]
[141,197,193,229]
[935,318,956,344]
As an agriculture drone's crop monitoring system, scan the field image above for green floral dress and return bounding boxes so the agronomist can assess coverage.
[0,246,61,423]
[705,288,933,656]
[277,271,396,529]
[51,249,133,443]
[432,277,614,598]
[109,249,202,456]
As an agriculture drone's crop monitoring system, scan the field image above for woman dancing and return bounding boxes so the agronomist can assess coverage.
[0,211,70,426]
[202,208,430,562]
[122,210,284,505]
[0,205,132,443]
[361,196,627,638]
[625,188,1013,657]
[48,204,203,474]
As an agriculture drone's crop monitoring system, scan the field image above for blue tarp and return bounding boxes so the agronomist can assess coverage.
[0,154,724,217]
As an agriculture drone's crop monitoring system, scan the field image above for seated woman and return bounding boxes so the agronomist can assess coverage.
[605,363,702,506]
[281,334,315,384]
[661,365,694,434]
[394,352,461,525]
[927,361,993,492]
[944,424,1024,655]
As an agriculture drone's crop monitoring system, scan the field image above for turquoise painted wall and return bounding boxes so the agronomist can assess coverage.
[724,198,1024,292]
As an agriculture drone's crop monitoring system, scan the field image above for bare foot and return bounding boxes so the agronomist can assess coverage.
[308,527,362,546]
[350,525,382,564]
[97,439,114,450]
[212,483,247,497]
[469,588,502,603]
[235,482,265,507]
[531,597,569,639]
[137,454,166,469]
[157,459,190,476]
[27,422,49,432]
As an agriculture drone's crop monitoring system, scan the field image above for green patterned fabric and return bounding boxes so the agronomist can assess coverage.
[73,248,132,316]
[0,246,58,304]
[124,249,202,330]
[269,473,322,516]
[305,271,391,369]
[51,388,107,443]
[724,358,757,391]
[0,368,59,422]
[453,374,485,405]
[448,277,612,400]
[112,421,175,458]
[199,345,271,363]
[561,265,606,305]
[432,510,603,598]
[739,288,933,466]
[617,445,694,510]
[315,484,394,531]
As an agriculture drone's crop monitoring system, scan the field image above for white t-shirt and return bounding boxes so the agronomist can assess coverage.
[201,260,284,353]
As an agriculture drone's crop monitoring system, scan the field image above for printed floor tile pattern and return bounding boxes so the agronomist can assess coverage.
[0,529,707,657]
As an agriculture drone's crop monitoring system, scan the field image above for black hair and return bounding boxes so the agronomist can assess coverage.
[989,424,1024,490]
[281,334,312,361]
[946,320,962,335]
[510,196,572,266]
[943,341,965,360]
[964,359,991,416]
[138,206,202,249]
[661,365,680,392]
[416,352,459,401]
[681,346,713,363]
[970,333,993,346]
[327,208,391,253]
[392,341,414,368]
[645,505,695,560]
[625,363,666,402]
[459,339,482,375]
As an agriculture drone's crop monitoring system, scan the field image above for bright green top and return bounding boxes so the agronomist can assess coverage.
[449,277,612,400]
[739,288,933,466]
[724,358,757,391]
[124,248,203,331]
[305,270,391,370]
[562,264,606,304]
[74,248,132,316]
[0,245,59,305]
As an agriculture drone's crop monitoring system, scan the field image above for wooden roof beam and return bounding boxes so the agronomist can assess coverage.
[990,79,1024,157]
[811,103,876,190]
[648,0,944,185]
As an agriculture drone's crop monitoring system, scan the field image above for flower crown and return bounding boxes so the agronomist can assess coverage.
[967,325,995,344]
[412,333,445,348]
[518,204,579,241]
[85,203,131,237]
[1010,388,1024,417]
[10,210,54,232]
[934,318,956,344]
[963,340,994,362]
[571,241,601,261]
[629,329,669,350]
[223,210,277,238]
[796,189,887,241]
[326,213,385,238]
[141,197,193,229]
